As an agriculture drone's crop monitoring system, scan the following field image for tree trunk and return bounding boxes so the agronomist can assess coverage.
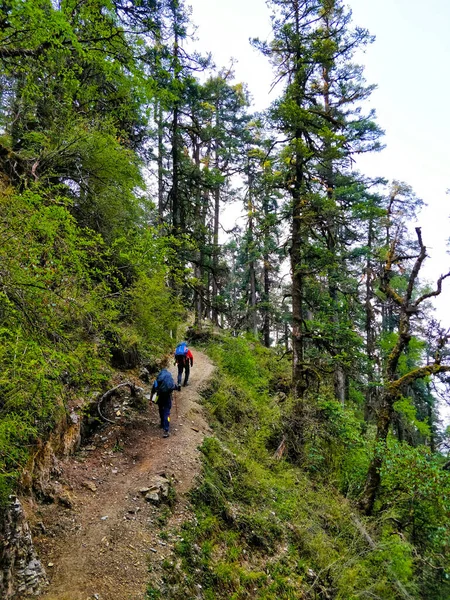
[170,13,181,236]
[262,194,271,347]
[205,267,211,321]
[291,184,306,398]
[291,52,307,398]
[247,173,258,336]
[427,383,436,453]
[359,395,393,515]
[171,101,180,233]
[322,54,346,404]
[249,258,257,336]
[211,184,220,325]
[156,100,165,224]
[192,136,202,326]
[263,252,271,347]
[364,217,377,420]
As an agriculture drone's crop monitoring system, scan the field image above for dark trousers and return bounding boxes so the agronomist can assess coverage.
[157,393,172,432]
[177,361,190,386]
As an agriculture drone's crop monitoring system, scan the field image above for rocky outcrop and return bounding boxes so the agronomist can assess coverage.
[0,413,81,598]
[139,474,173,505]
[0,497,47,599]
[21,413,81,504]
[0,378,147,597]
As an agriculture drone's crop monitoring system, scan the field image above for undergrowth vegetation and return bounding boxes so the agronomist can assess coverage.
[0,184,183,504]
[147,334,449,599]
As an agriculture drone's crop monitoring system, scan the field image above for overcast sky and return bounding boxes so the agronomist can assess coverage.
[187,0,450,323]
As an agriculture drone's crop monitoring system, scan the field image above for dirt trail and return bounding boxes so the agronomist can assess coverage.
[33,350,214,600]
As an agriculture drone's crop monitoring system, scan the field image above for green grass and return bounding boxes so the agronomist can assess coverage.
[146,333,423,599]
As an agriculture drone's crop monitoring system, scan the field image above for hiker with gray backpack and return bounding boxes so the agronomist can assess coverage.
[174,341,193,387]
[150,368,177,438]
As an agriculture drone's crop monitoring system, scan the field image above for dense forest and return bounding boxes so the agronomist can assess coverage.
[0,0,449,598]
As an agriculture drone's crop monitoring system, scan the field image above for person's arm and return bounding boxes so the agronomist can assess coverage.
[150,380,158,402]
[188,349,193,367]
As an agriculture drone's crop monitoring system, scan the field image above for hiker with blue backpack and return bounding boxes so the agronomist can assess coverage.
[174,341,193,387]
[150,368,177,438]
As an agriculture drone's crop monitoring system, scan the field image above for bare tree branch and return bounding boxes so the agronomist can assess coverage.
[414,271,450,307]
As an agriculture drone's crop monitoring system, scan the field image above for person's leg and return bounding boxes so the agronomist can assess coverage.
[162,395,172,436]
[158,402,164,428]
[177,362,183,386]
[184,362,190,386]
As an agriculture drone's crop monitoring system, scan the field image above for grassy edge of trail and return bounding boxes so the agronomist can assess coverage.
[146,334,421,600]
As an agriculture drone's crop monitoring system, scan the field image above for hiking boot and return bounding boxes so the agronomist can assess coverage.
[177,385,181,392]
[163,431,170,438]
[183,381,188,387]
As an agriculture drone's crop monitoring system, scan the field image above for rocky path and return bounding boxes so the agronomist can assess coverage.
[33,351,214,600]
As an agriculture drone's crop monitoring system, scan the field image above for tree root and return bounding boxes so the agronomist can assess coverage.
[97,382,143,424]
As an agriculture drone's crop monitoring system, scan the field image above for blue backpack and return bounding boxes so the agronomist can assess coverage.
[175,342,188,357]
[155,369,174,394]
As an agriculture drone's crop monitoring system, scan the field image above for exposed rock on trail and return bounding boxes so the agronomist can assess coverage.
[0,497,48,599]
[32,350,214,600]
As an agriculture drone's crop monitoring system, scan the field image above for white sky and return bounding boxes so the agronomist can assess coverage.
[188,0,450,326]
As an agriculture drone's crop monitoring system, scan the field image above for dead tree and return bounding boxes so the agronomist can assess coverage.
[359,227,450,515]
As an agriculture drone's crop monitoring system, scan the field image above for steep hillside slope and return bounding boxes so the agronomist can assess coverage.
[145,336,444,600]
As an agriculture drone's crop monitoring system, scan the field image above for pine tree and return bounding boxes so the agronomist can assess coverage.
[255,0,381,398]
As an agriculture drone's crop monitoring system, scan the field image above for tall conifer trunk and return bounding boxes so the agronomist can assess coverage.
[211,96,222,326]
[321,11,346,404]
[291,153,306,398]
[211,184,220,325]
[170,4,181,236]
[364,217,377,419]
[247,172,258,336]
[156,100,165,224]
[263,252,271,347]
[291,1,307,399]
[262,195,271,347]
[193,136,203,326]
[171,104,180,233]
